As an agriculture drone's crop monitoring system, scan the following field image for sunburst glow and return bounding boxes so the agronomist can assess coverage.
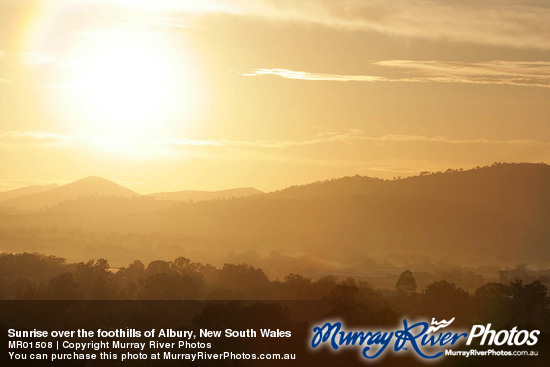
[68,30,194,138]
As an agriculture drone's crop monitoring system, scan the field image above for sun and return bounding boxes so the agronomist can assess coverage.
[69,30,193,138]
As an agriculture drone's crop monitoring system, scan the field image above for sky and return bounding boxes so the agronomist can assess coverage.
[1,0,550,193]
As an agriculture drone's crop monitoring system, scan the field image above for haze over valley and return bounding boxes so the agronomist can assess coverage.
[1,163,548,287]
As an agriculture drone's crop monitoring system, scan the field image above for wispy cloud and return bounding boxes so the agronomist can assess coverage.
[376,60,550,88]
[1,130,548,152]
[246,60,550,89]
[148,0,550,50]
[268,0,550,50]
[10,1,546,50]
[225,131,550,149]
[0,131,78,146]
[250,69,383,82]
[1,130,549,190]
[244,68,393,85]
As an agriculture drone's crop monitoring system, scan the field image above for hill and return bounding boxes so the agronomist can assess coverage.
[0,184,58,202]
[0,176,138,211]
[269,163,550,222]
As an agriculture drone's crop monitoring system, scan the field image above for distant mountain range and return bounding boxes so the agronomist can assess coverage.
[0,176,264,210]
[0,163,548,268]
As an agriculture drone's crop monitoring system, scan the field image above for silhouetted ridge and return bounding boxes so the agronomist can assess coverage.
[0,176,138,210]
[269,163,550,217]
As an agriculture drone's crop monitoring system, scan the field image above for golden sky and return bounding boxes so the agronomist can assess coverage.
[1,0,550,193]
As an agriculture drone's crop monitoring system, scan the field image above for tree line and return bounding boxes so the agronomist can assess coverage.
[0,253,546,330]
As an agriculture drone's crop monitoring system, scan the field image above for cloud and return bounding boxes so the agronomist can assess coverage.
[246,60,550,88]
[375,60,550,88]
[177,0,550,50]
[224,131,550,149]
[1,130,549,188]
[244,68,391,85]
[0,131,78,146]
[249,69,382,82]
[271,1,550,49]
[1,130,548,153]
[15,1,546,50]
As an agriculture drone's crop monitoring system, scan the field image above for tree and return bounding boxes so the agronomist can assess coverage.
[474,282,513,323]
[283,273,312,299]
[325,278,370,324]
[510,279,548,319]
[11,277,41,299]
[73,259,115,299]
[423,280,470,318]
[396,270,417,295]
[46,272,79,299]
[474,282,510,299]
[216,263,269,294]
